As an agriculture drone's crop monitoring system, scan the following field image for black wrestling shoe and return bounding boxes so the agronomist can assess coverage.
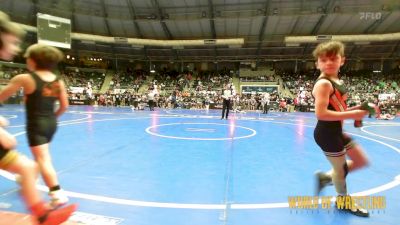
[315,171,332,195]
[335,196,370,217]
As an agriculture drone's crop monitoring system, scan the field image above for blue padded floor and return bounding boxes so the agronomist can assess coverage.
[0,105,399,225]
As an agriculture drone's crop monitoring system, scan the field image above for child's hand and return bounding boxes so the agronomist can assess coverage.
[352,110,369,120]
[360,102,377,115]
[0,128,16,149]
[0,116,9,127]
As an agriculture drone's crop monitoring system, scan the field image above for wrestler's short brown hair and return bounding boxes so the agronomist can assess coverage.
[24,44,64,70]
[312,41,345,59]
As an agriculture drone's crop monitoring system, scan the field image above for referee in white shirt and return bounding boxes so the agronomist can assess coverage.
[262,92,270,114]
[221,84,234,119]
[148,89,156,111]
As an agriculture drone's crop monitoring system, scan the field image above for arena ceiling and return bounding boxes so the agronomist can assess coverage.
[1,0,400,62]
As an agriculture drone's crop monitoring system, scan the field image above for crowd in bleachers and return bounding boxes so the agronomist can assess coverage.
[342,71,400,116]
[90,88,291,113]
[56,66,400,117]
[89,69,293,112]
[62,70,105,91]
[109,68,147,90]
[193,69,233,91]
[1,61,398,117]
[90,69,234,109]
[280,69,400,116]
[0,65,25,84]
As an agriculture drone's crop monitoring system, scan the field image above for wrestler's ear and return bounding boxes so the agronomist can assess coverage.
[340,57,346,66]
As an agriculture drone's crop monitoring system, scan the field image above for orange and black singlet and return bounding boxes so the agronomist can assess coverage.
[25,72,61,146]
[313,77,353,157]
[314,77,348,131]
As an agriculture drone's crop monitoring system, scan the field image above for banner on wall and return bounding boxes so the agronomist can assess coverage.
[113,89,127,94]
[240,85,279,94]
[69,87,85,93]
[378,93,396,100]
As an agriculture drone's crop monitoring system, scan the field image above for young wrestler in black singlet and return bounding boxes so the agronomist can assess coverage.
[312,41,373,217]
[0,43,70,207]
[26,72,61,146]
[0,11,76,224]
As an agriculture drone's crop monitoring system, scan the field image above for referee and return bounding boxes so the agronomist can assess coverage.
[221,84,234,119]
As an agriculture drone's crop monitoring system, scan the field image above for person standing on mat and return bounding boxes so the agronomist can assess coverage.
[221,84,234,120]
[147,88,156,111]
[0,43,70,208]
[261,92,270,114]
[0,10,76,224]
[312,40,372,217]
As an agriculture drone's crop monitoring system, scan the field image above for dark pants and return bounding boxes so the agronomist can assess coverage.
[222,99,231,119]
[148,100,154,111]
[263,103,269,114]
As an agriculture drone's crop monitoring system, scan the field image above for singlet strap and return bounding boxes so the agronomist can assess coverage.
[29,72,41,83]
[316,77,347,112]
[315,77,336,97]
